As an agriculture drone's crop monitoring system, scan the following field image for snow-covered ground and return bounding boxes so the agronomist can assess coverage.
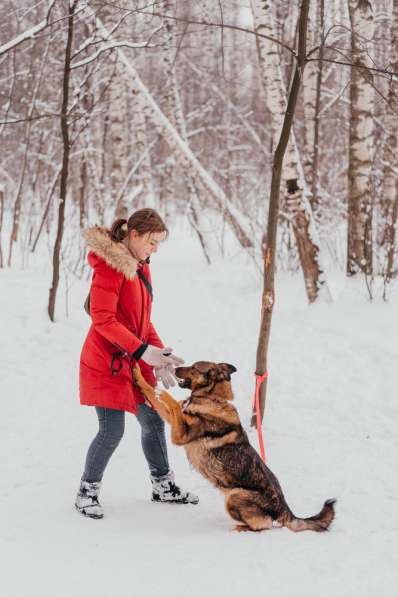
[1,222,397,597]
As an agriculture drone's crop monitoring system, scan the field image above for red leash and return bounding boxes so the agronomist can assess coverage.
[253,372,268,463]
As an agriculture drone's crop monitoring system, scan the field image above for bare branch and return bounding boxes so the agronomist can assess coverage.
[0,0,56,56]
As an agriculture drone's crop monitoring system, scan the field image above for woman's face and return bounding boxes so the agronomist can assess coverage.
[127,230,166,261]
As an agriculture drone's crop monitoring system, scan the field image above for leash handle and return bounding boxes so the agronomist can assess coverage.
[253,372,268,463]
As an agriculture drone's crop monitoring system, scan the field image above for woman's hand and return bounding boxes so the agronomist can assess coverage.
[140,345,184,368]
[154,365,178,389]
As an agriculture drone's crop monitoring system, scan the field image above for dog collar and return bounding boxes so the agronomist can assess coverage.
[181,397,192,412]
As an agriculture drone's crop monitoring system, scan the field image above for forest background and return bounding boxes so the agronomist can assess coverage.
[1,3,398,595]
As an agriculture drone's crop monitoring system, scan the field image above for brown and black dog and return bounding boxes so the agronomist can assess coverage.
[133,361,336,533]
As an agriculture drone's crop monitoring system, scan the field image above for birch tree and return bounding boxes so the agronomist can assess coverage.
[7,39,50,266]
[161,0,217,262]
[127,84,156,209]
[109,64,129,216]
[303,10,318,194]
[379,0,398,284]
[250,0,332,303]
[100,2,129,216]
[0,186,4,267]
[347,0,375,276]
[303,0,325,212]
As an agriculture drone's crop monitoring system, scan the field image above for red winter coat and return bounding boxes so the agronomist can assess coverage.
[79,227,163,414]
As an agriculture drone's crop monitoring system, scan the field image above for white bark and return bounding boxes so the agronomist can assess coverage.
[347,0,375,275]
[129,89,156,208]
[160,1,218,262]
[98,2,130,216]
[250,0,333,302]
[379,0,398,279]
[303,9,318,189]
[109,64,128,215]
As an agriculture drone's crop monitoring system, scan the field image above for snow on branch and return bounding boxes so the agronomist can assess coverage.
[71,40,156,70]
[92,11,253,245]
[184,58,265,154]
[0,1,57,57]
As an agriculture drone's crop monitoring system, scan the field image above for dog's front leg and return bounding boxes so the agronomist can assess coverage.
[153,391,190,444]
[132,366,156,404]
[154,391,188,443]
[158,394,201,445]
[133,366,173,423]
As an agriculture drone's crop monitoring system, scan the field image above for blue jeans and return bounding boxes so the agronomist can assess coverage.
[83,404,170,482]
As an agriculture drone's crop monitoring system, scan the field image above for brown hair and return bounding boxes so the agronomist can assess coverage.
[110,208,168,242]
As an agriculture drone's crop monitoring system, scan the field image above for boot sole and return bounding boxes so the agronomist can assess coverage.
[151,496,199,505]
[74,504,104,519]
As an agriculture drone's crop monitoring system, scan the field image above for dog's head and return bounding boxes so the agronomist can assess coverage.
[175,361,237,397]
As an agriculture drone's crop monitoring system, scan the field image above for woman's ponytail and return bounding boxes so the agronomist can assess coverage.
[109,209,168,242]
[110,218,128,242]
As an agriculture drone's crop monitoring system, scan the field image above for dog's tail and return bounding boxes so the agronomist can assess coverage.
[284,498,336,532]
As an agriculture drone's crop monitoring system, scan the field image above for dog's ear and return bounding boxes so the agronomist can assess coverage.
[217,363,237,381]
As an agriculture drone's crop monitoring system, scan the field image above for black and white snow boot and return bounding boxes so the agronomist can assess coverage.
[151,471,199,505]
[75,480,104,519]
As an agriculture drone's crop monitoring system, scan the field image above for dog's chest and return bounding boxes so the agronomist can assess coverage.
[184,440,209,475]
[184,438,235,489]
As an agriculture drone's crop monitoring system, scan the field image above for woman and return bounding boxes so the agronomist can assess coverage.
[75,208,198,519]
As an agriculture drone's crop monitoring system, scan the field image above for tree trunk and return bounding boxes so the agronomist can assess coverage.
[303,9,318,193]
[128,87,155,208]
[251,0,310,427]
[347,0,375,276]
[250,0,331,303]
[98,2,130,217]
[304,0,324,214]
[380,1,398,283]
[109,65,128,217]
[48,1,77,321]
[7,36,51,266]
[311,0,325,211]
[79,154,87,229]
[0,187,4,268]
[31,169,60,253]
[161,1,216,262]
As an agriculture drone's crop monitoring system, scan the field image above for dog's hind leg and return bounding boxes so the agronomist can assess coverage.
[225,489,274,532]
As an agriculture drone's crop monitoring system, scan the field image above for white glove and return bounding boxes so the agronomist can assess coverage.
[140,345,184,368]
[155,365,177,389]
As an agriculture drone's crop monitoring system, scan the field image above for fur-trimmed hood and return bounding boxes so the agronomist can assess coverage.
[84,226,138,280]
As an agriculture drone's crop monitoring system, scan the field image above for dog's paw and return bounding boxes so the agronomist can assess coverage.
[231,524,252,533]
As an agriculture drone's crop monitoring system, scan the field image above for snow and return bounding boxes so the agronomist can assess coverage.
[1,221,397,597]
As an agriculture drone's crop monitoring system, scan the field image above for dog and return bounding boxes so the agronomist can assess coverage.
[133,361,336,532]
